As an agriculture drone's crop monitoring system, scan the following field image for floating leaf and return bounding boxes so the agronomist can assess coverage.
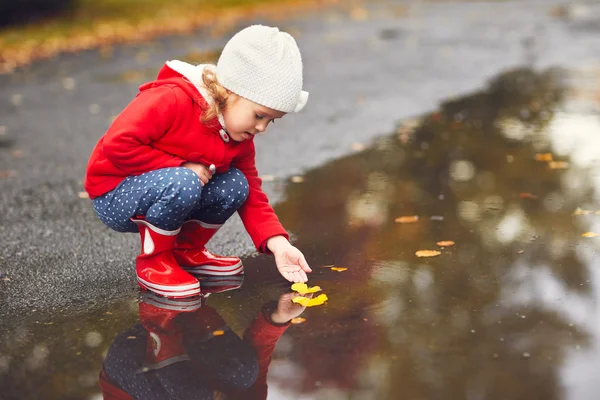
[212,330,225,336]
[582,232,599,238]
[331,267,348,272]
[519,193,538,200]
[291,317,306,324]
[535,153,553,161]
[573,208,592,216]
[394,215,419,224]
[416,250,441,257]
[549,161,569,169]
[291,282,321,294]
[436,240,455,247]
[292,294,328,307]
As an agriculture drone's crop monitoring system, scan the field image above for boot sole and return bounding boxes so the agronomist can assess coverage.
[184,261,244,276]
[137,278,201,298]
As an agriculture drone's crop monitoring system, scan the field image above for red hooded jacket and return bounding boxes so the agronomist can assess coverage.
[84,62,288,251]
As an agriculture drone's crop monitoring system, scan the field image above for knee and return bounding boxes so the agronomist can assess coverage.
[227,168,249,205]
[163,167,202,208]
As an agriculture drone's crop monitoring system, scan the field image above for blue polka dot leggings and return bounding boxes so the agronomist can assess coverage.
[92,167,249,232]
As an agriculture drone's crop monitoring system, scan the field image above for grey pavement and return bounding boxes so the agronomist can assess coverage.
[1,0,599,319]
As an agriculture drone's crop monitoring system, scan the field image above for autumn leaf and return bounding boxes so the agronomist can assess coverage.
[535,153,553,161]
[395,215,419,223]
[416,250,441,257]
[519,193,538,200]
[212,330,225,336]
[292,294,328,307]
[582,232,599,238]
[291,317,306,324]
[331,267,348,272]
[436,241,455,247]
[291,282,321,294]
[291,176,304,183]
[548,161,569,169]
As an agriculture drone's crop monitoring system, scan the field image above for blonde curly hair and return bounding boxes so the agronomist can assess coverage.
[200,67,230,123]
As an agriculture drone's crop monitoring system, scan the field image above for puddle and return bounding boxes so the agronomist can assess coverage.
[2,66,600,398]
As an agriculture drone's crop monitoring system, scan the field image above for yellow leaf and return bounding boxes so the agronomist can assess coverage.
[436,240,455,247]
[535,153,553,161]
[291,283,321,294]
[548,161,569,169]
[212,330,225,336]
[573,208,592,216]
[331,267,348,272]
[394,215,419,223]
[416,250,441,257]
[291,317,306,324]
[582,232,599,238]
[292,294,328,307]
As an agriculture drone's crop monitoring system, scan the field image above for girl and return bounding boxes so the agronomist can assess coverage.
[84,25,312,298]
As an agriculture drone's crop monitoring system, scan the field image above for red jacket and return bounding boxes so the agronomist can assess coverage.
[84,62,288,251]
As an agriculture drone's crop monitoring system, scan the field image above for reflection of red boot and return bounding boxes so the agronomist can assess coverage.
[132,217,200,298]
[139,293,204,370]
[173,220,243,276]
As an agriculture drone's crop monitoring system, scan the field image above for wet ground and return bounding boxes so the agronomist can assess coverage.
[2,0,600,399]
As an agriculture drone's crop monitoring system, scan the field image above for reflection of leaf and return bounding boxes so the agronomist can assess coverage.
[292,294,328,307]
[582,232,599,238]
[416,250,441,257]
[535,153,553,161]
[291,317,306,324]
[331,267,348,272]
[291,283,321,294]
[212,330,225,336]
[437,241,455,247]
[395,215,419,223]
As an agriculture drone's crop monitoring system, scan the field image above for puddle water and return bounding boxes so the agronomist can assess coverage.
[2,66,600,399]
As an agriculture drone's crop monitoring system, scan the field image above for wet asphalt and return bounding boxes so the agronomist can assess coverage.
[1,0,599,320]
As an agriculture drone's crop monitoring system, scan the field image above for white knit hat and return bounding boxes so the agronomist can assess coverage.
[216,25,309,113]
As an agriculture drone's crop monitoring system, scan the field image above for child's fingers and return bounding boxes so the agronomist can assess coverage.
[299,255,312,273]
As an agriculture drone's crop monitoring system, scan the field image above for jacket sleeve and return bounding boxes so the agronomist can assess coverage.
[233,141,289,253]
[101,86,187,175]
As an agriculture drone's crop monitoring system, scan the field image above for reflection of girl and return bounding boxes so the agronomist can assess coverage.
[99,291,308,399]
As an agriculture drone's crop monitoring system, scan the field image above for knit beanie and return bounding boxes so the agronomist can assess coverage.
[216,25,309,113]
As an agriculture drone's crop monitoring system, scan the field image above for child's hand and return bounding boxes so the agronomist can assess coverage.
[267,236,312,283]
[182,162,214,186]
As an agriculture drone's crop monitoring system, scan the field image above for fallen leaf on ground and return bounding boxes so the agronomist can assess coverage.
[351,142,365,151]
[535,153,553,161]
[292,294,328,307]
[416,250,441,257]
[331,267,348,272]
[291,317,306,324]
[212,330,225,336]
[582,232,599,238]
[395,215,419,223]
[549,161,569,169]
[520,193,538,200]
[573,208,592,216]
[126,336,136,339]
[291,176,304,183]
[78,191,90,199]
[291,282,321,294]
[436,241,455,247]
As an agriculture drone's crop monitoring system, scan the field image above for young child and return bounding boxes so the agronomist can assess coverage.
[84,25,312,298]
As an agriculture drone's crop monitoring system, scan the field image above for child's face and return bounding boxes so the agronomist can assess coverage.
[223,94,286,142]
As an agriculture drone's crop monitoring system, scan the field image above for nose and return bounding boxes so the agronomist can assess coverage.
[255,120,269,133]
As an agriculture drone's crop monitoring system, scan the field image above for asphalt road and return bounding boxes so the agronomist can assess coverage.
[1,0,599,320]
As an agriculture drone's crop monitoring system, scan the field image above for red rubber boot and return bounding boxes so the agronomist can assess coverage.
[173,220,243,276]
[132,217,201,298]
